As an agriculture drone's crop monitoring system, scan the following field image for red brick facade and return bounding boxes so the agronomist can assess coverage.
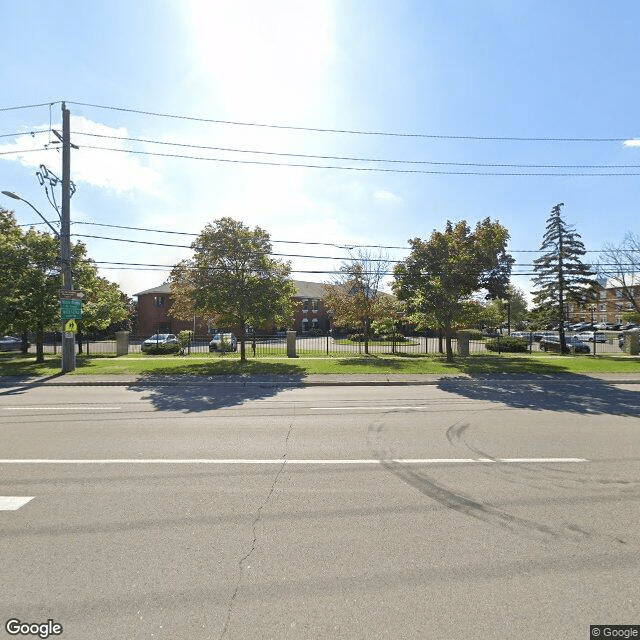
[135,280,333,337]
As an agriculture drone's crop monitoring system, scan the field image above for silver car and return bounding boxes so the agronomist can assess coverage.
[209,332,238,352]
[0,336,24,351]
[140,333,179,352]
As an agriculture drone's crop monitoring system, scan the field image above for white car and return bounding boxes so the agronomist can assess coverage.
[140,334,179,351]
[576,331,607,343]
[209,332,238,352]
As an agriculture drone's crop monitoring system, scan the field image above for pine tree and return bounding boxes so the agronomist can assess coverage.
[532,203,597,352]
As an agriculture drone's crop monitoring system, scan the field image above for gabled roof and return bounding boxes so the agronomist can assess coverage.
[134,282,171,297]
[292,280,329,299]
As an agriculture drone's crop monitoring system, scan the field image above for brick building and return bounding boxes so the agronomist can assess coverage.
[566,277,640,324]
[135,280,333,337]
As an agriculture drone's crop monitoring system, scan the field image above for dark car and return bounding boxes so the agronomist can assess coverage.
[0,336,26,351]
[539,335,590,354]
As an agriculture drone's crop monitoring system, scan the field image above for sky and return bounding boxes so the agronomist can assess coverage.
[1,0,639,304]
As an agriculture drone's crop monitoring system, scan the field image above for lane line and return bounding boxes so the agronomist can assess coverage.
[0,458,588,465]
[2,407,122,411]
[0,497,34,510]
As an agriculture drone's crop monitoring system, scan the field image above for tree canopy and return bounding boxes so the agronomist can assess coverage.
[531,203,597,351]
[0,207,129,362]
[393,218,513,361]
[323,250,397,354]
[168,217,297,360]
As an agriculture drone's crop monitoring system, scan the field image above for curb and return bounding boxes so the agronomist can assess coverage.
[1,373,640,388]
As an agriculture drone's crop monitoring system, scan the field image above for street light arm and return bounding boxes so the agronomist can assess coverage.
[1,191,60,237]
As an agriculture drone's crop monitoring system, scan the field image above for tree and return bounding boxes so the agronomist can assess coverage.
[480,284,529,332]
[168,217,297,361]
[323,250,397,355]
[77,276,129,353]
[532,203,598,352]
[394,218,513,361]
[0,208,129,362]
[598,232,640,318]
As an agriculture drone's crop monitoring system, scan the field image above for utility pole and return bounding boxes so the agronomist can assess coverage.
[61,102,76,373]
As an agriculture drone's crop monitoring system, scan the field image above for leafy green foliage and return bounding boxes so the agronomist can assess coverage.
[394,218,513,361]
[485,337,528,352]
[169,217,297,360]
[141,343,181,355]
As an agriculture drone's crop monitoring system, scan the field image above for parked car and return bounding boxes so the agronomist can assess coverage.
[209,332,237,352]
[539,335,590,354]
[0,335,26,351]
[140,333,179,352]
[621,323,638,331]
[576,331,607,343]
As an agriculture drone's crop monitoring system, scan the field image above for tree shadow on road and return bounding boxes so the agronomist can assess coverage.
[437,373,640,417]
[126,371,307,413]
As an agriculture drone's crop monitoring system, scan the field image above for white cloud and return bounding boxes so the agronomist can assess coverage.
[0,117,161,196]
[373,189,403,204]
[623,139,640,147]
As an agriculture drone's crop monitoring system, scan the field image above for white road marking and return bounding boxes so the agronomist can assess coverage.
[0,458,588,465]
[0,496,34,510]
[2,407,121,410]
[311,406,432,411]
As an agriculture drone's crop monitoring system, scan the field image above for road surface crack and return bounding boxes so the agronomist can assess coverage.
[219,423,292,639]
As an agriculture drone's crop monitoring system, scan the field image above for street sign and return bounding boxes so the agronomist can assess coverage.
[60,299,82,320]
[64,319,78,333]
[59,290,85,300]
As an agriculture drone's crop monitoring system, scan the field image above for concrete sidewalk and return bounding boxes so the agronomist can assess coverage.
[1,372,640,387]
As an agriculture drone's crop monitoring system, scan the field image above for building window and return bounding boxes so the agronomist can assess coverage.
[302,299,309,312]
[616,289,623,299]
[599,289,606,299]
[301,318,309,332]
[312,299,319,312]
[154,296,165,308]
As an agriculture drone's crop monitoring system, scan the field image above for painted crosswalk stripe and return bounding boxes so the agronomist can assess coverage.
[0,497,34,510]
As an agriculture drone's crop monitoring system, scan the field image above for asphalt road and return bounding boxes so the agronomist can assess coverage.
[1,378,639,640]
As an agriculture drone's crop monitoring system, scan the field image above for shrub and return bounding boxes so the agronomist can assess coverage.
[382,333,408,342]
[459,329,483,340]
[142,343,181,355]
[485,337,528,353]
[348,333,366,342]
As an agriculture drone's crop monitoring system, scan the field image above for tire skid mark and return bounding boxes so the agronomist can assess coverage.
[369,416,628,545]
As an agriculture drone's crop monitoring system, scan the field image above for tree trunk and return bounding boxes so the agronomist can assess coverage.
[77,331,84,354]
[438,328,444,354]
[36,323,45,364]
[21,332,29,355]
[445,327,454,363]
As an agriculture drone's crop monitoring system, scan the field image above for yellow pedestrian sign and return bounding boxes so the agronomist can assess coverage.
[64,319,78,333]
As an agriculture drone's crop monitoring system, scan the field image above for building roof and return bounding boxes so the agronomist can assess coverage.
[135,280,331,299]
[134,282,171,297]
[292,280,329,299]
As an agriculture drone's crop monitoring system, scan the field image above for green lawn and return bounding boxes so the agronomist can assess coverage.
[1,351,638,377]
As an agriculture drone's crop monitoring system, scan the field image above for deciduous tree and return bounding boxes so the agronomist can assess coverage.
[323,250,397,354]
[168,217,297,361]
[394,218,513,361]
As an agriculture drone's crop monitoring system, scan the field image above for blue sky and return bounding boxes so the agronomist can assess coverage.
[1,0,639,302]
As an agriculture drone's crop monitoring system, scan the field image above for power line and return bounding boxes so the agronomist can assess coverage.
[76,144,640,176]
[72,131,640,169]
[0,102,59,112]
[68,101,634,142]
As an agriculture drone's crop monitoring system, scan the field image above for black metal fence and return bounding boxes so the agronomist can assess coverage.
[24,331,625,357]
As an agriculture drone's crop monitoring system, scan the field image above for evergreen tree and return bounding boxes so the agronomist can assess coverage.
[532,203,597,352]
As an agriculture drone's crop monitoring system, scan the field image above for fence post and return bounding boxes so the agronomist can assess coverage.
[425,330,428,354]
[115,331,130,357]
[457,331,470,357]
[287,330,297,358]
[326,333,329,355]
